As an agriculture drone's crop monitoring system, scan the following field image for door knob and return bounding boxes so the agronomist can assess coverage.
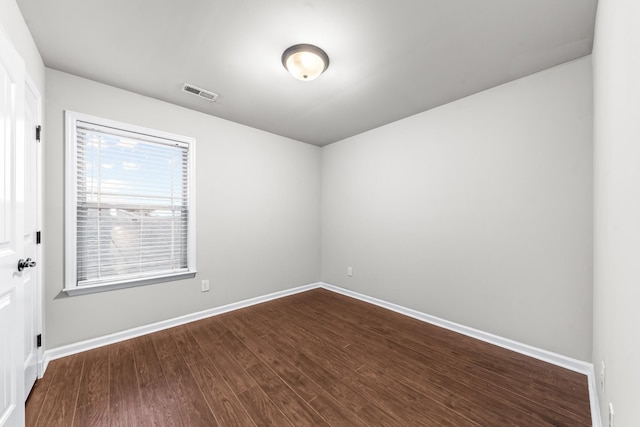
[18,258,37,271]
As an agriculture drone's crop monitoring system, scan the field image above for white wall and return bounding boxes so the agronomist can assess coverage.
[592,0,640,425]
[322,57,593,361]
[18,0,593,366]
[44,69,320,349]
[0,0,44,91]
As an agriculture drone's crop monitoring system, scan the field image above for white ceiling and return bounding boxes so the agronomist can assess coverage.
[17,0,597,146]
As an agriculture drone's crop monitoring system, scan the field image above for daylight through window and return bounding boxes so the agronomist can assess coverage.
[64,112,196,294]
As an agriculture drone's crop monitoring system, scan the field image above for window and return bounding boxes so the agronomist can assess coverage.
[64,112,196,295]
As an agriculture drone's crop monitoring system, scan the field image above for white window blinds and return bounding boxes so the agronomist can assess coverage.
[65,112,196,294]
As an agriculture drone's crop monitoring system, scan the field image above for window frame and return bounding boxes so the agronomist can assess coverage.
[63,111,196,296]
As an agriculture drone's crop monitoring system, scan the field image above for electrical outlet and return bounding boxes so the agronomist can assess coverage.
[201,280,210,292]
[608,402,614,427]
[600,361,606,393]
[347,266,353,277]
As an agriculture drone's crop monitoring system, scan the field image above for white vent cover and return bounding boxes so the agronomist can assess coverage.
[182,84,218,102]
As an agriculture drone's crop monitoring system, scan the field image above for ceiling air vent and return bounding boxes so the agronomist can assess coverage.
[182,83,218,102]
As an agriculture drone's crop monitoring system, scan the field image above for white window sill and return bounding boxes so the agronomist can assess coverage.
[63,271,197,296]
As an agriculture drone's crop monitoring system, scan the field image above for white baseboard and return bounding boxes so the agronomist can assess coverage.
[40,282,321,374]
[586,364,603,427]
[319,282,600,427]
[320,283,592,374]
[39,280,601,426]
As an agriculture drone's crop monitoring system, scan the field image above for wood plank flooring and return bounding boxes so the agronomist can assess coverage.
[26,288,592,426]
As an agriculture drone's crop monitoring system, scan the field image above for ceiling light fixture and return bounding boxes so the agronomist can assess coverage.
[282,44,329,81]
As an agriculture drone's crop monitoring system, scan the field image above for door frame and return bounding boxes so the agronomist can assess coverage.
[25,74,44,380]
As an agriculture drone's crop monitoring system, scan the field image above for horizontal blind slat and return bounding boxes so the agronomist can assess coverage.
[75,123,191,286]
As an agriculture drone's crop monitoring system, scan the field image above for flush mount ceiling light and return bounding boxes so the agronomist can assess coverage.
[282,44,329,81]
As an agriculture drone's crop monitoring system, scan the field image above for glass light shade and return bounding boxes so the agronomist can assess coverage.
[282,44,329,81]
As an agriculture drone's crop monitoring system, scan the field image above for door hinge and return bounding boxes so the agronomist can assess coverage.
[36,231,41,244]
[35,125,41,142]
[36,334,42,348]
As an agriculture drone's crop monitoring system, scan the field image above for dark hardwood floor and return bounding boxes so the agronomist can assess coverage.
[26,288,592,426]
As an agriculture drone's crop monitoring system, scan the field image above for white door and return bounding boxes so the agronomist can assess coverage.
[0,30,27,427]
[23,80,40,399]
